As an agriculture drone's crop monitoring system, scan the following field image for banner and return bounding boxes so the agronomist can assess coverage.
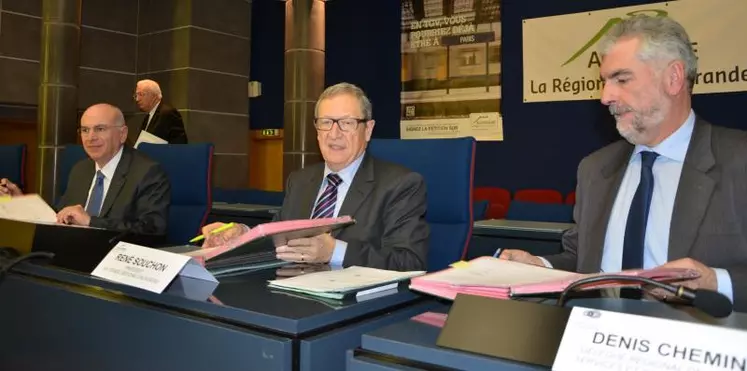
[523,0,747,103]
[400,0,503,141]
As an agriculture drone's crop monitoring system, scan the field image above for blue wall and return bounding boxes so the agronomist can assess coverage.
[252,0,747,194]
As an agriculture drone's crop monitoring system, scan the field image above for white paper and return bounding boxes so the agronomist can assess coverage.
[424,258,572,286]
[0,194,57,223]
[268,266,425,294]
[134,130,167,148]
[553,307,747,371]
[92,242,191,293]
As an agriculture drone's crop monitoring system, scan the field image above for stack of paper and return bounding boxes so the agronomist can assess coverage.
[0,194,57,223]
[268,266,426,300]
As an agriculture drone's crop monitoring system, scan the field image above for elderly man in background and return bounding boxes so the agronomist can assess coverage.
[135,79,188,144]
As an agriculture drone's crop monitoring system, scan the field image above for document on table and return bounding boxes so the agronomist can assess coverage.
[0,194,57,223]
[135,130,167,148]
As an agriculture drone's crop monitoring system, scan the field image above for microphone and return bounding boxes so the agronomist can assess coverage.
[556,275,733,319]
[0,250,55,286]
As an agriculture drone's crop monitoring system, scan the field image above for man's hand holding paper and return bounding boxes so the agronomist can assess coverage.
[276,233,335,264]
[57,204,91,226]
[0,178,23,197]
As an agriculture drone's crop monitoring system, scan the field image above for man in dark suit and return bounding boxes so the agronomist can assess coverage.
[135,79,188,144]
[203,83,429,271]
[1,104,171,237]
[500,15,747,310]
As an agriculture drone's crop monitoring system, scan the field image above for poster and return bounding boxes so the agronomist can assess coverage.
[400,0,503,141]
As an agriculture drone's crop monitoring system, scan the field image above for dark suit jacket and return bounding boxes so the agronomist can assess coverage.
[57,146,171,237]
[276,153,429,271]
[140,102,188,144]
[545,118,747,311]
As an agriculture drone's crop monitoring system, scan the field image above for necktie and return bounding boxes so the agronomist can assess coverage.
[140,114,150,132]
[311,173,342,219]
[622,151,660,270]
[86,171,105,217]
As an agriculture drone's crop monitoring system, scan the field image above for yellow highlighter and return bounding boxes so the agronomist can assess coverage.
[189,222,236,243]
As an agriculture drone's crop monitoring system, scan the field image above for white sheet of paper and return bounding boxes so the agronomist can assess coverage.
[424,258,573,286]
[268,266,425,293]
[0,194,57,223]
[135,130,167,148]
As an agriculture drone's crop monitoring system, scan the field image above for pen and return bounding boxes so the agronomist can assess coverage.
[189,222,236,243]
[492,248,503,258]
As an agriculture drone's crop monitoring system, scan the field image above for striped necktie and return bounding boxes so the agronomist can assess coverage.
[311,173,342,219]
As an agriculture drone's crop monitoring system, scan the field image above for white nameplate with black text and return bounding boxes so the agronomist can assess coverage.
[92,241,216,295]
[553,307,747,371]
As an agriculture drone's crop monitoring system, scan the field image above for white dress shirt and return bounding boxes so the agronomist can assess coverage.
[84,146,124,211]
[144,101,160,131]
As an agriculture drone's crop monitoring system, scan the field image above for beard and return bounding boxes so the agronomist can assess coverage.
[610,99,667,145]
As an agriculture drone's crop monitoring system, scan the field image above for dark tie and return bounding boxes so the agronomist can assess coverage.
[311,173,342,219]
[622,151,660,269]
[86,171,105,217]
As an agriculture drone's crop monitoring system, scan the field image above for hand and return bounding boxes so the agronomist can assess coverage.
[657,258,718,292]
[275,233,335,264]
[275,264,332,278]
[499,249,546,267]
[200,222,249,248]
[56,205,91,226]
[0,178,22,197]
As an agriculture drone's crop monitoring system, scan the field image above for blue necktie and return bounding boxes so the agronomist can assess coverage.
[622,151,659,269]
[86,171,105,217]
[311,173,342,219]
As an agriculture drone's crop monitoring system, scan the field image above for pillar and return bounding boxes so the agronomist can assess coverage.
[283,0,325,182]
[37,0,82,203]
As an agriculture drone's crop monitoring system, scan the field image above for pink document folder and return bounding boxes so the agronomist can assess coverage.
[184,216,355,265]
[409,256,699,301]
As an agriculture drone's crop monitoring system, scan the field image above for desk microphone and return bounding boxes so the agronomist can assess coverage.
[0,249,55,286]
[556,275,733,319]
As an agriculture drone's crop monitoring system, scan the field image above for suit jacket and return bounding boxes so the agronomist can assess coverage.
[545,118,747,311]
[276,153,429,271]
[57,146,171,237]
[140,102,188,144]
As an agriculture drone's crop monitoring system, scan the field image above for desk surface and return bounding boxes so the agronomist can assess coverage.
[15,263,425,337]
[358,298,747,371]
[473,219,575,233]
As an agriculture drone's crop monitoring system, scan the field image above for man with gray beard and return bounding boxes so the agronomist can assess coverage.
[500,15,747,311]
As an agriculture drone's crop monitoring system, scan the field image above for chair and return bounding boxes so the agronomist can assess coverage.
[213,188,285,206]
[138,143,214,245]
[565,191,576,205]
[514,189,564,204]
[505,200,573,223]
[57,145,88,201]
[473,200,489,221]
[367,137,476,272]
[0,145,26,190]
[474,186,511,219]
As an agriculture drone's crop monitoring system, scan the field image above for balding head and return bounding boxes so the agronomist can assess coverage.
[135,79,163,112]
[79,103,128,167]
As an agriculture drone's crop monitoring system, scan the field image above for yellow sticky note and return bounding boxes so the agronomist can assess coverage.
[450,260,470,269]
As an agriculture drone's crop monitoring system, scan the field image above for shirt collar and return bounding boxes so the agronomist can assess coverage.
[632,109,695,163]
[148,101,160,117]
[324,152,365,186]
[96,146,124,179]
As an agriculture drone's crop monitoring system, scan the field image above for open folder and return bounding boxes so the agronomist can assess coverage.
[409,256,699,300]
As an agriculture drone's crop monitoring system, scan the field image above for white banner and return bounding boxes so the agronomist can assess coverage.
[523,0,747,102]
[400,112,503,141]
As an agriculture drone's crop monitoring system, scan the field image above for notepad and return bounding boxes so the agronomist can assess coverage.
[267,266,426,300]
[134,130,167,148]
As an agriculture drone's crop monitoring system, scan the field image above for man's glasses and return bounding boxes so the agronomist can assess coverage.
[314,118,367,132]
[132,92,149,100]
[78,125,124,136]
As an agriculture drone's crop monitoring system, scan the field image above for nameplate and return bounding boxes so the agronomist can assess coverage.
[92,242,218,300]
[553,307,747,371]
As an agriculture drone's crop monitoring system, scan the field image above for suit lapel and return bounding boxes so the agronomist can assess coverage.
[334,155,375,237]
[582,143,632,272]
[71,161,96,206]
[668,118,716,260]
[297,167,324,220]
[99,148,132,217]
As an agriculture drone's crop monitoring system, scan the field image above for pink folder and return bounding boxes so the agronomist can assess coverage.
[411,311,448,328]
[409,256,699,301]
[185,216,355,265]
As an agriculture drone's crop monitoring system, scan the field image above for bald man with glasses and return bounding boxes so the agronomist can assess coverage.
[202,83,429,271]
[0,103,171,238]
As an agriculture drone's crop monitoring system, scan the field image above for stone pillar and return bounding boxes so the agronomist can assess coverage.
[37,0,82,203]
[283,0,325,182]
[136,0,251,188]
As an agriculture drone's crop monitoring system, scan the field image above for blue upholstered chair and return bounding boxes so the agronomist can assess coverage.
[0,144,26,191]
[213,188,285,206]
[138,143,214,245]
[367,137,476,271]
[505,200,574,223]
[57,144,88,201]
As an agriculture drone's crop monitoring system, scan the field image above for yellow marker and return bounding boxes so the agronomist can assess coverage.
[189,222,236,243]
[0,195,10,202]
[450,260,470,269]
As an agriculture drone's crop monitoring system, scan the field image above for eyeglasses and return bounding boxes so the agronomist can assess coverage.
[132,92,149,100]
[314,118,368,132]
[78,125,124,136]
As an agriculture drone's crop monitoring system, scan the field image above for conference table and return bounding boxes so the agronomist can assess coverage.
[347,299,747,370]
[468,219,574,258]
[0,262,436,371]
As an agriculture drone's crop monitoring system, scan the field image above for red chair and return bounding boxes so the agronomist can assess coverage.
[514,189,563,204]
[565,191,576,205]
[474,187,511,219]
